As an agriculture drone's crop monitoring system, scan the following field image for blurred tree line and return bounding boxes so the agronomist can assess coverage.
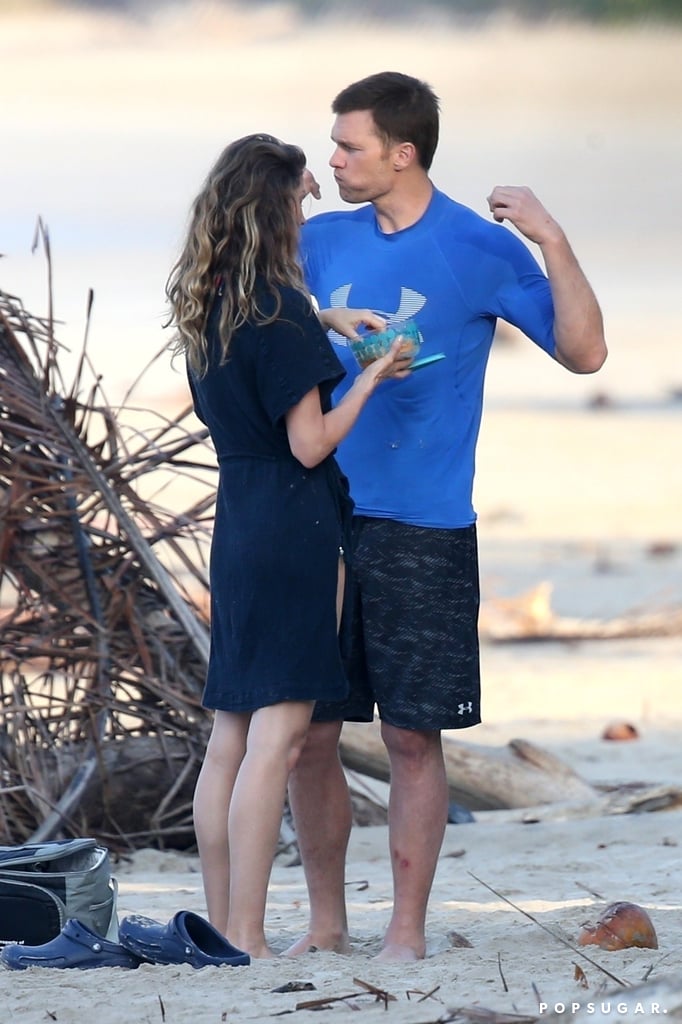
[59,0,682,21]
[291,0,682,17]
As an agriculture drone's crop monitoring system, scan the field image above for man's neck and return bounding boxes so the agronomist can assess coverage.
[374,177,434,235]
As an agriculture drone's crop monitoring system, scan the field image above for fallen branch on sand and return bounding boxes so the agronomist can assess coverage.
[514,783,682,823]
[479,582,682,641]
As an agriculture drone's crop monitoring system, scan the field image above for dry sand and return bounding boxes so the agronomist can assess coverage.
[1,4,682,1021]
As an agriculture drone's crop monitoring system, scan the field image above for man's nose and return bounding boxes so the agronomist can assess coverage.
[329,147,343,169]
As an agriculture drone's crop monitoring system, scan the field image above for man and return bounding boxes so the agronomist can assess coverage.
[288,71,607,962]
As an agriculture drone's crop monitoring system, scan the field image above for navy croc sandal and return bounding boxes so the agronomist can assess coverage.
[0,918,143,970]
[119,911,250,968]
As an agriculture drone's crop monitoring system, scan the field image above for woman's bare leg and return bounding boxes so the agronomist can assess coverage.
[336,555,346,629]
[227,700,314,958]
[193,710,250,935]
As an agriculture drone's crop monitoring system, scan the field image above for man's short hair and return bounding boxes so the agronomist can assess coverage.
[332,71,440,171]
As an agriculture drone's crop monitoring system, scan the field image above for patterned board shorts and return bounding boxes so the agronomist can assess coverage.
[313,516,481,731]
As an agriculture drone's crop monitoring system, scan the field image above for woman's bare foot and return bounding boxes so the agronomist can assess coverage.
[283,930,351,957]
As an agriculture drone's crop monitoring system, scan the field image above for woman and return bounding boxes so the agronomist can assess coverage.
[165,134,408,959]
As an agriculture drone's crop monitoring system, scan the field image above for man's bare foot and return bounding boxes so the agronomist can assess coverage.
[229,934,277,960]
[373,942,424,962]
[249,946,278,960]
[283,931,351,957]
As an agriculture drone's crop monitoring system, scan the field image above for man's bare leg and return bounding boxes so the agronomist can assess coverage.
[375,723,448,962]
[285,719,352,955]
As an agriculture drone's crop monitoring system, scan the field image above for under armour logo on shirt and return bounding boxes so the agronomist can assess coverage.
[458,702,473,715]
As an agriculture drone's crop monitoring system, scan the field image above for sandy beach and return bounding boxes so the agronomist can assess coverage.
[2,728,682,1022]
[1,3,682,1021]
[2,645,682,1024]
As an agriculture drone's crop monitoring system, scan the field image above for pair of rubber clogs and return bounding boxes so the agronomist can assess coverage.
[0,911,250,970]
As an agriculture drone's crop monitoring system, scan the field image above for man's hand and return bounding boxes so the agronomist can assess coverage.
[487,185,563,247]
[488,185,607,374]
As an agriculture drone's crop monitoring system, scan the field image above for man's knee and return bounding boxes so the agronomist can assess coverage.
[380,721,442,764]
[296,719,343,769]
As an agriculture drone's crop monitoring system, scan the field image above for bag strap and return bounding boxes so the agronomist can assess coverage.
[104,878,120,942]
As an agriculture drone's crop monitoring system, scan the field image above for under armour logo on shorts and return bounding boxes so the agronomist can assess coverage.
[457,702,473,715]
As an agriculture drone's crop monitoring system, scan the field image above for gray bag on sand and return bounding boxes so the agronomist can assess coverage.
[0,838,118,946]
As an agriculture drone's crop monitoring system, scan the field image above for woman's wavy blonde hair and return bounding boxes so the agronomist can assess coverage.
[166,133,308,377]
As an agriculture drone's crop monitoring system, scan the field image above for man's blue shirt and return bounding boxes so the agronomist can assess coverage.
[300,187,556,528]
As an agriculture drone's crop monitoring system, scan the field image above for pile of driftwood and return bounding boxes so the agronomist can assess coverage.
[1,242,681,852]
[0,232,217,849]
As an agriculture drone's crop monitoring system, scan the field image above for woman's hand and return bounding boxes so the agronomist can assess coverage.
[319,307,386,339]
[319,310,416,381]
[355,337,415,389]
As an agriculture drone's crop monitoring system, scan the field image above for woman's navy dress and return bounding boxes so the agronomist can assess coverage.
[188,283,352,712]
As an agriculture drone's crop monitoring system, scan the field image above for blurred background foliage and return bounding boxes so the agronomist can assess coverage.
[280,0,682,19]
[10,0,682,24]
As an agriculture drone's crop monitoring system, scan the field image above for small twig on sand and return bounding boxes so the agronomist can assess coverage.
[295,977,396,1012]
[497,951,509,991]
[574,880,606,900]
[295,991,362,1010]
[573,963,589,988]
[406,985,442,1003]
[354,977,397,1007]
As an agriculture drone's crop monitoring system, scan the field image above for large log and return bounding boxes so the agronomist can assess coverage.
[339,720,598,811]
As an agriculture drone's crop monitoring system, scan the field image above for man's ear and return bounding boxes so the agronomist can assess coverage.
[393,142,416,170]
